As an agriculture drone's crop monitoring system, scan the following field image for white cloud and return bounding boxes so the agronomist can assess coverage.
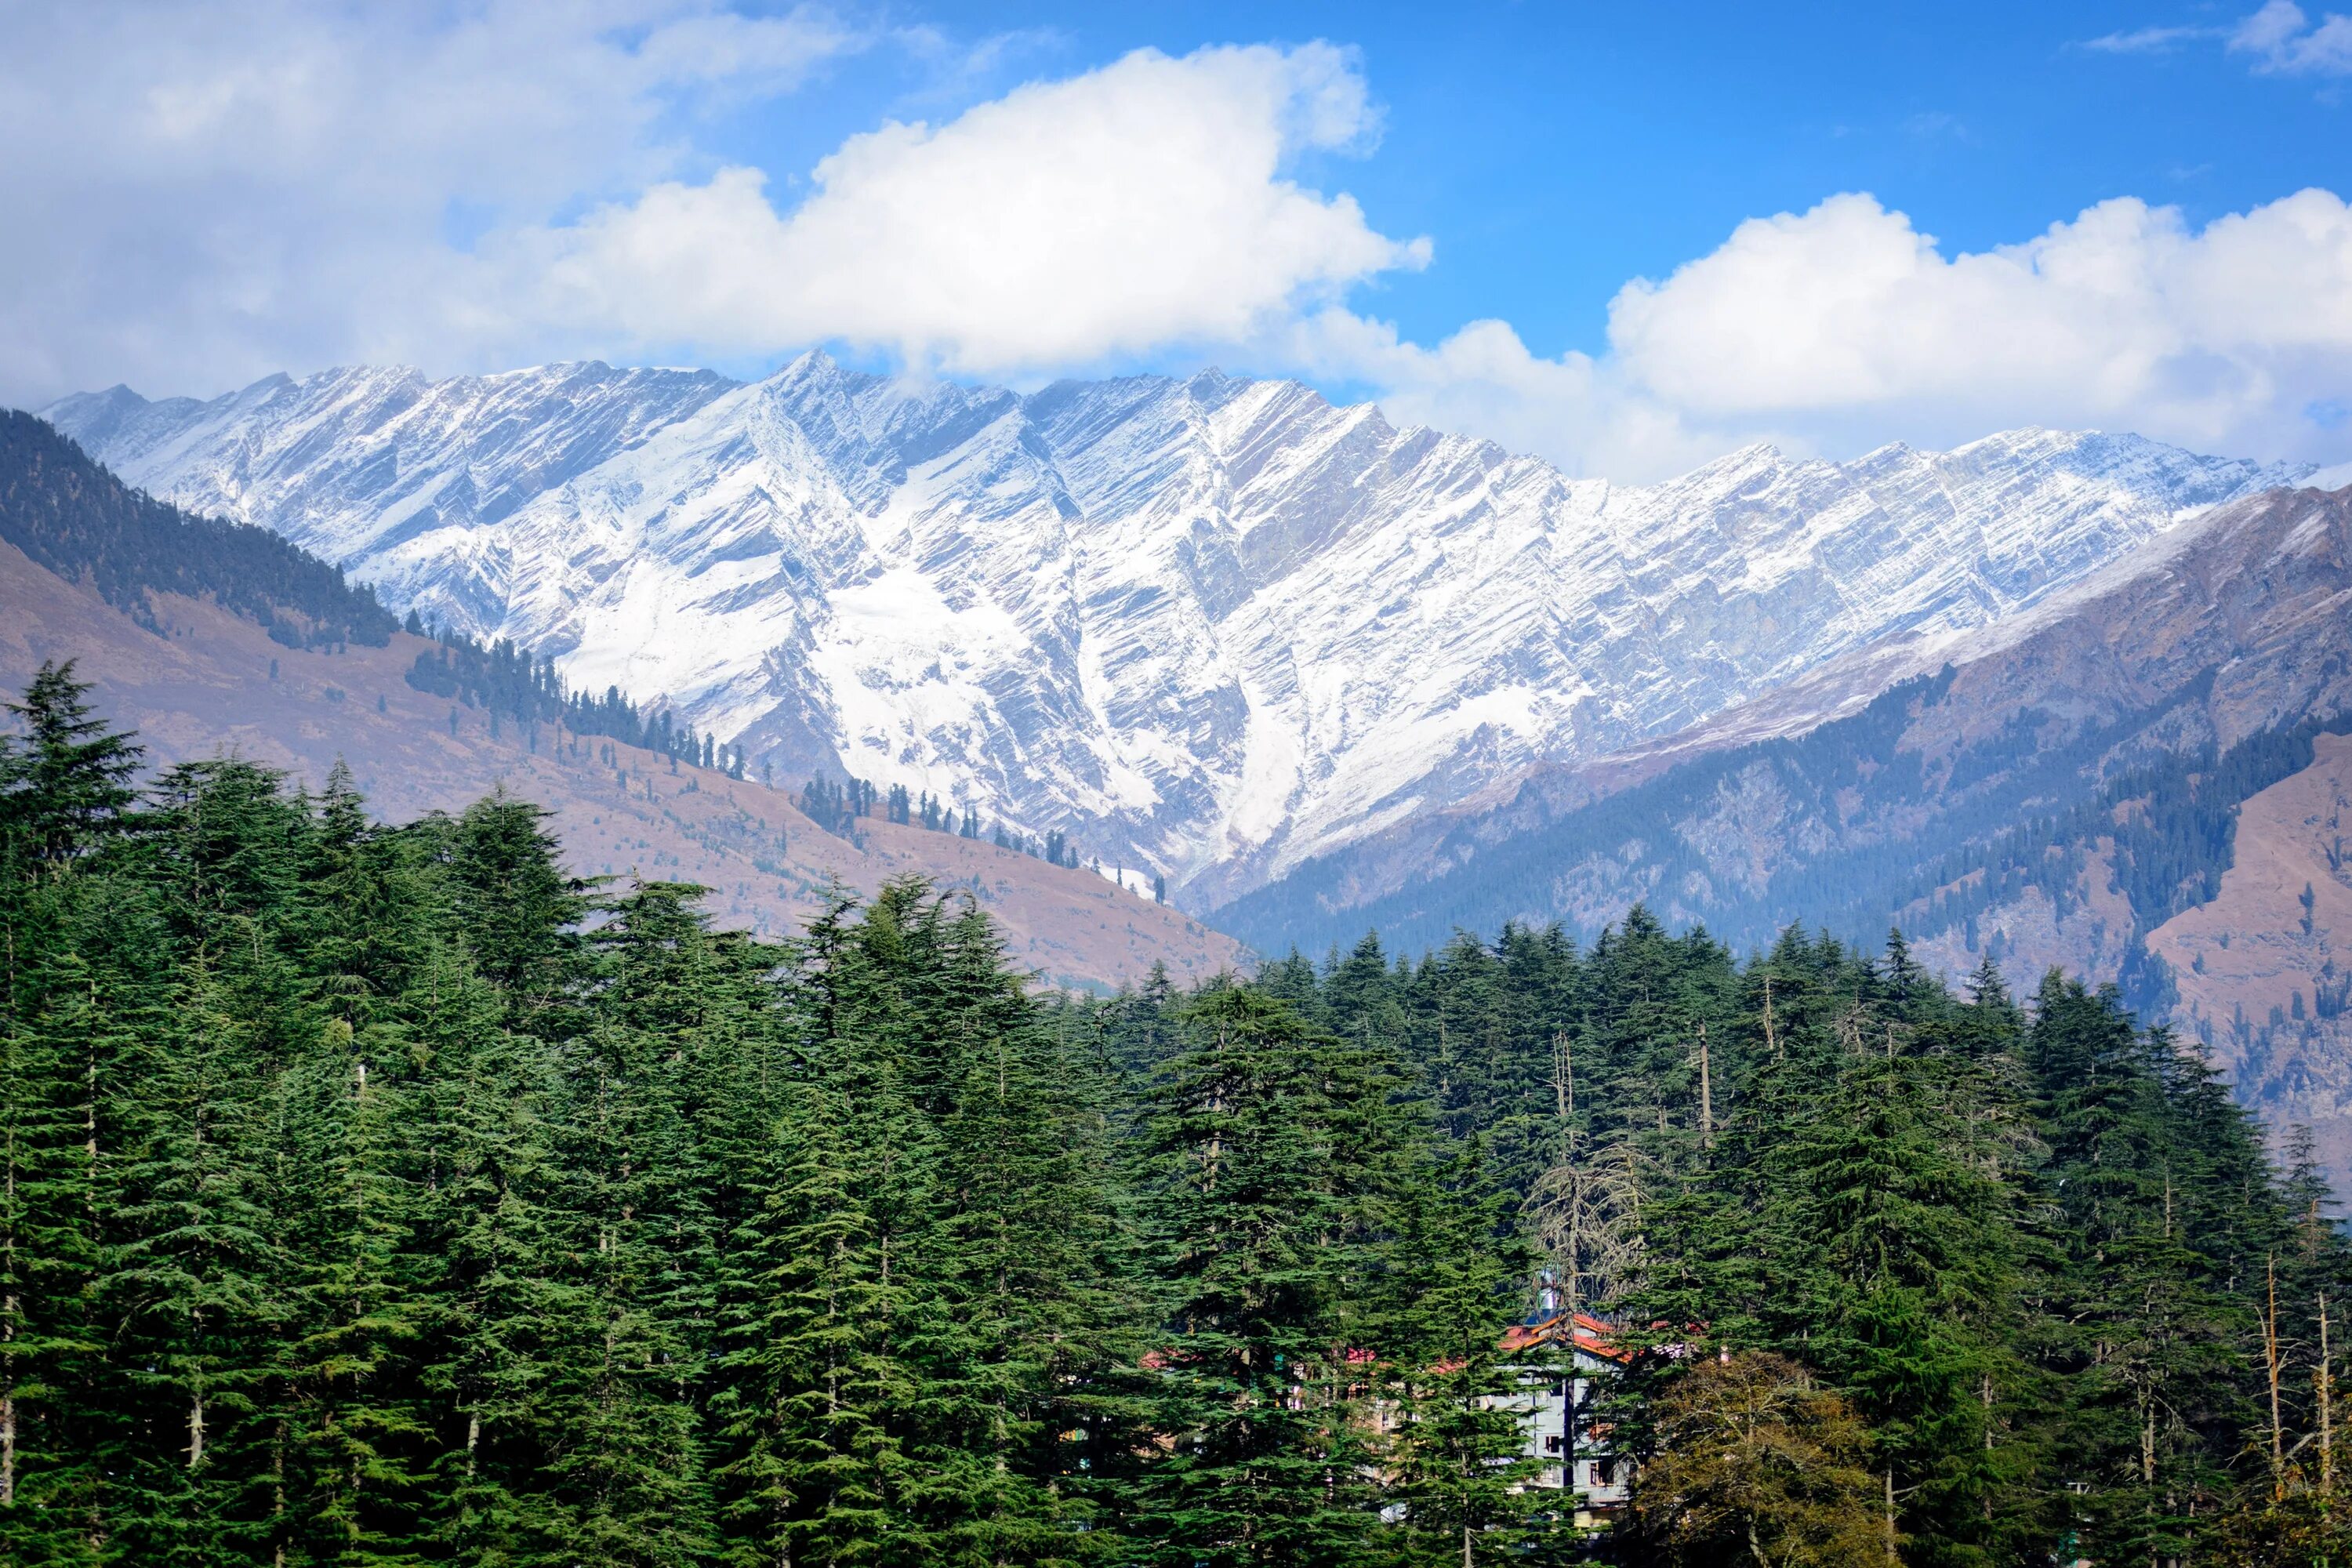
[0,16,1425,399]
[4,9,2348,485]
[0,1,866,402]
[1609,190,2352,457]
[467,37,2352,479]
[2079,5,2352,74]
[2082,24,2219,54]
[1283,310,1722,482]
[1296,188,2352,481]
[495,42,1428,377]
[2231,1,2352,73]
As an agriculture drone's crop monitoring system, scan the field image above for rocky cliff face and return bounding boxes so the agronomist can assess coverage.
[45,357,2308,907]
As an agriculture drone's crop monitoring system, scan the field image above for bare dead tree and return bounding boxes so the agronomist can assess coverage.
[1528,1137,1653,1318]
[2322,1290,2336,1498]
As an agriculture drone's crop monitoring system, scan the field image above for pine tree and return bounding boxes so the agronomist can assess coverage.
[546,882,724,1566]
[1773,1047,2028,1558]
[0,662,143,872]
[445,793,590,1021]
[103,942,285,1562]
[901,902,1122,1562]
[279,1009,436,1565]
[1379,1144,1544,1566]
[0,664,146,1561]
[711,1080,911,1566]
[0,938,116,1566]
[408,934,581,1566]
[1127,986,1377,1568]
[273,763,446,1563]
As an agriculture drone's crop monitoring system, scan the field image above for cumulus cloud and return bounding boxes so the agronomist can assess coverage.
[4,8,2349,485]
[0,0,866,401]
[497,42,1427,376]
[1607,190,2352,459]
[0,13,1423,398]
[1301,189,2352,480]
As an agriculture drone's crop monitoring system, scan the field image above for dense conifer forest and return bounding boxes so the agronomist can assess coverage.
[400,628,754,776]
[5,662,2351,1566]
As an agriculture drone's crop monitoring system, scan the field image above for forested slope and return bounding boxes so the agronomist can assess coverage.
[0,410,396,648]
[4,667,2348,1565]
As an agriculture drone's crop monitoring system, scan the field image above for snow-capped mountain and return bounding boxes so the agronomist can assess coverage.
[42,357,2311,906]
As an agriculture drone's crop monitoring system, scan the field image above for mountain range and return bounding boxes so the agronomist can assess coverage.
[34,360,2352,1181]
[0,410,1243,992]
[44,358,2310,914]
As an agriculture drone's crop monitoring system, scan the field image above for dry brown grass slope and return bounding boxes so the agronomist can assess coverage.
[0,535,1249,992]
[2153,733,2352,1178]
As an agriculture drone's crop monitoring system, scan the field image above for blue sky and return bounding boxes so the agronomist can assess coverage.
[3,2,2347,478]
[765,1,2351,368]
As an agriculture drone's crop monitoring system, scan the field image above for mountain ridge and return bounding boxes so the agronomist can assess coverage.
[0,419,1242,989]
[1201,476,2352,1178]
[43,358,2313,911]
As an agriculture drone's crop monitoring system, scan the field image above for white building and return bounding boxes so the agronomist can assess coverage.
[1494,1311,1632,1524]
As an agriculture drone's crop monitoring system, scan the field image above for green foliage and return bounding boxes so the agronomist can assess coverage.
[4,669,2349,1566]
[1123,986,1385,1567]
[3,661,143,870]
[1379,1146,1547,1565]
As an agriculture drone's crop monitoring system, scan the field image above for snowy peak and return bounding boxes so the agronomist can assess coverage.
[40,362,2317,906]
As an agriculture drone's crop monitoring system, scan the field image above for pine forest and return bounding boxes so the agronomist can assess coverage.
[6,659,2351,1568]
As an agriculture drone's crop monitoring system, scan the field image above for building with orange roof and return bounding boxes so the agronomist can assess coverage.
[1490,1309,1633,1526]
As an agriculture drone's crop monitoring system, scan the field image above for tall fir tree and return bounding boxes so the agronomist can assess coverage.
[1379,1143,1547,1566]
[1127,986,1377,1568]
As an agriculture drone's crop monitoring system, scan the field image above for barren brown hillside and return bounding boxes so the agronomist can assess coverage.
[2153,732,2352,1174]
[0,536,1249,991]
